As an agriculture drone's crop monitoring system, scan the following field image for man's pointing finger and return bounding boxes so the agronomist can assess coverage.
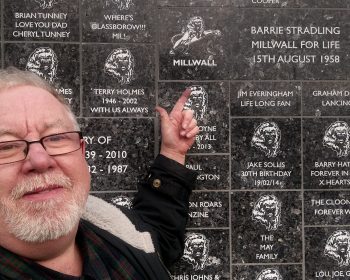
[170,88,192,115]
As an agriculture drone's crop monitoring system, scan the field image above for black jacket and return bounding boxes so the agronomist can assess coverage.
[82,155,197,279]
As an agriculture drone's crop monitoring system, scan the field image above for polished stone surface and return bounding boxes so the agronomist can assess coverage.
[78,118,154,191]
[231,191,302,263]
[302,82,350,117]
[159,82,230,153]
[305,227,350,280]
[231,81,301,116]
[305,191,350,226]
[232,264,302,279]
[171,229,230,280]
[4,42,80,115]
[81,0,155,43]
[82,44,155,117]
[158,8,230,80]
[186,155,230,190]
[231,118,301,189]
[303,118,350,189]
[231,9,350,80]
[4,0,79,41]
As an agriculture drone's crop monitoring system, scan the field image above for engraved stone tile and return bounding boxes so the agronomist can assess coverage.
[232,264,302,279]
[188,191,229,228]
[305,191,350,226]
[231,191,302,263]
[91,192,136,210]
[231,9,350,80]
[186,155,230,190]
[4,43,80,115]
[78,118,154,191]
[159,0,229,6]
[305,227,350,280]
[303,82,350,117]
[82,44,155,117]
[231,118,301,190]
[81,0,155,43]
[159,8,230,80]
[171,229,230,280]
[303,118,350,189]
[231,81,301,117]
[4,0,79,41]
[300,0,350,8]
[234,0,297,8]
[159,82,230,153]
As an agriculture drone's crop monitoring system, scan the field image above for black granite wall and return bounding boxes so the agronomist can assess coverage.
[1,0,349,279]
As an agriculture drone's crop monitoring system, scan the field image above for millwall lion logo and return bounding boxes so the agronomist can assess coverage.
[34,0,58,9]
[324,230,350,267]
[169,16,221,59]
[252,195,282,231]
[104,48,135,85]
[26,47,58,84]
[184,85,208,121]
[110,0,133,10]
[256,268,283,280]
[110,195,133,209]
[323,121,350,158]
[251,122,281,158]
[182,233,221,271]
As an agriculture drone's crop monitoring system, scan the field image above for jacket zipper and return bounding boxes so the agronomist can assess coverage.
[156,252,172,279]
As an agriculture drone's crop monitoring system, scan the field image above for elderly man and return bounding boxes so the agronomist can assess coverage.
[0,68,199,279]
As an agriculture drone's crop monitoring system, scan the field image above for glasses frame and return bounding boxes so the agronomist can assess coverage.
[0,131,83,165]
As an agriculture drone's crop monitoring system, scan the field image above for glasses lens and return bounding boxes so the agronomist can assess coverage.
[0,141,27,165]
[43,132,81,156]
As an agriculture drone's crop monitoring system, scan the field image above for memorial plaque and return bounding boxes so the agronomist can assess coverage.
[231,9,350,80]
[4,43,80,115]
[231,118,301,189]
[159,83,229,153]
[231,81,301,116]
[232,265,302,279]
[91,192,136,210]
[303,118,350,189]
[186,155,230,190]
[234,0,297,8]
[159,8,229,80]
[171,229,230,280]
[4,0,79,41]
[82,44,155,117]
[188,191,229,228]
[231,191,302,263]
[81,0,155,43]
[300,0,350,8]
[305,191,350,226]
[305,227,350,280]
[303,82,350,117]
[78,118,154,191]
[159,0,229,6]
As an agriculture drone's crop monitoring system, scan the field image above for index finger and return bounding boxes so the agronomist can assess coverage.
[170,88,192,115]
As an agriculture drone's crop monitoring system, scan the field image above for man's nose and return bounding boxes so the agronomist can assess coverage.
[21,142,57,173]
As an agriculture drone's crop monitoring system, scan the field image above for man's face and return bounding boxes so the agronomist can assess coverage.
[263,127,278,145]
[0,85,90,243]
[114,53,130,74]
[334,127,349,144]
[191,238,205,257]
[336,239,349,257]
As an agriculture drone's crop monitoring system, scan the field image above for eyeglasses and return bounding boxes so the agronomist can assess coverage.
[0,131,83,165]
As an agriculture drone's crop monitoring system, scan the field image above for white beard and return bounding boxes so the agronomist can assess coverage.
[0,172,87,243]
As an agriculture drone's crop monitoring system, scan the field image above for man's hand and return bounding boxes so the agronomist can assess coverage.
[156,89,200,165]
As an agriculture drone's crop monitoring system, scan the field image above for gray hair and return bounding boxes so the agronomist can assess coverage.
[0,67,79,130]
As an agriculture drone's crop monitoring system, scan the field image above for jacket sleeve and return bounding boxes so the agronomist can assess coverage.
[132,154,197,267]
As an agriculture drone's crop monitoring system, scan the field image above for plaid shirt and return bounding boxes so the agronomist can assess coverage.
[0,221,143,280]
